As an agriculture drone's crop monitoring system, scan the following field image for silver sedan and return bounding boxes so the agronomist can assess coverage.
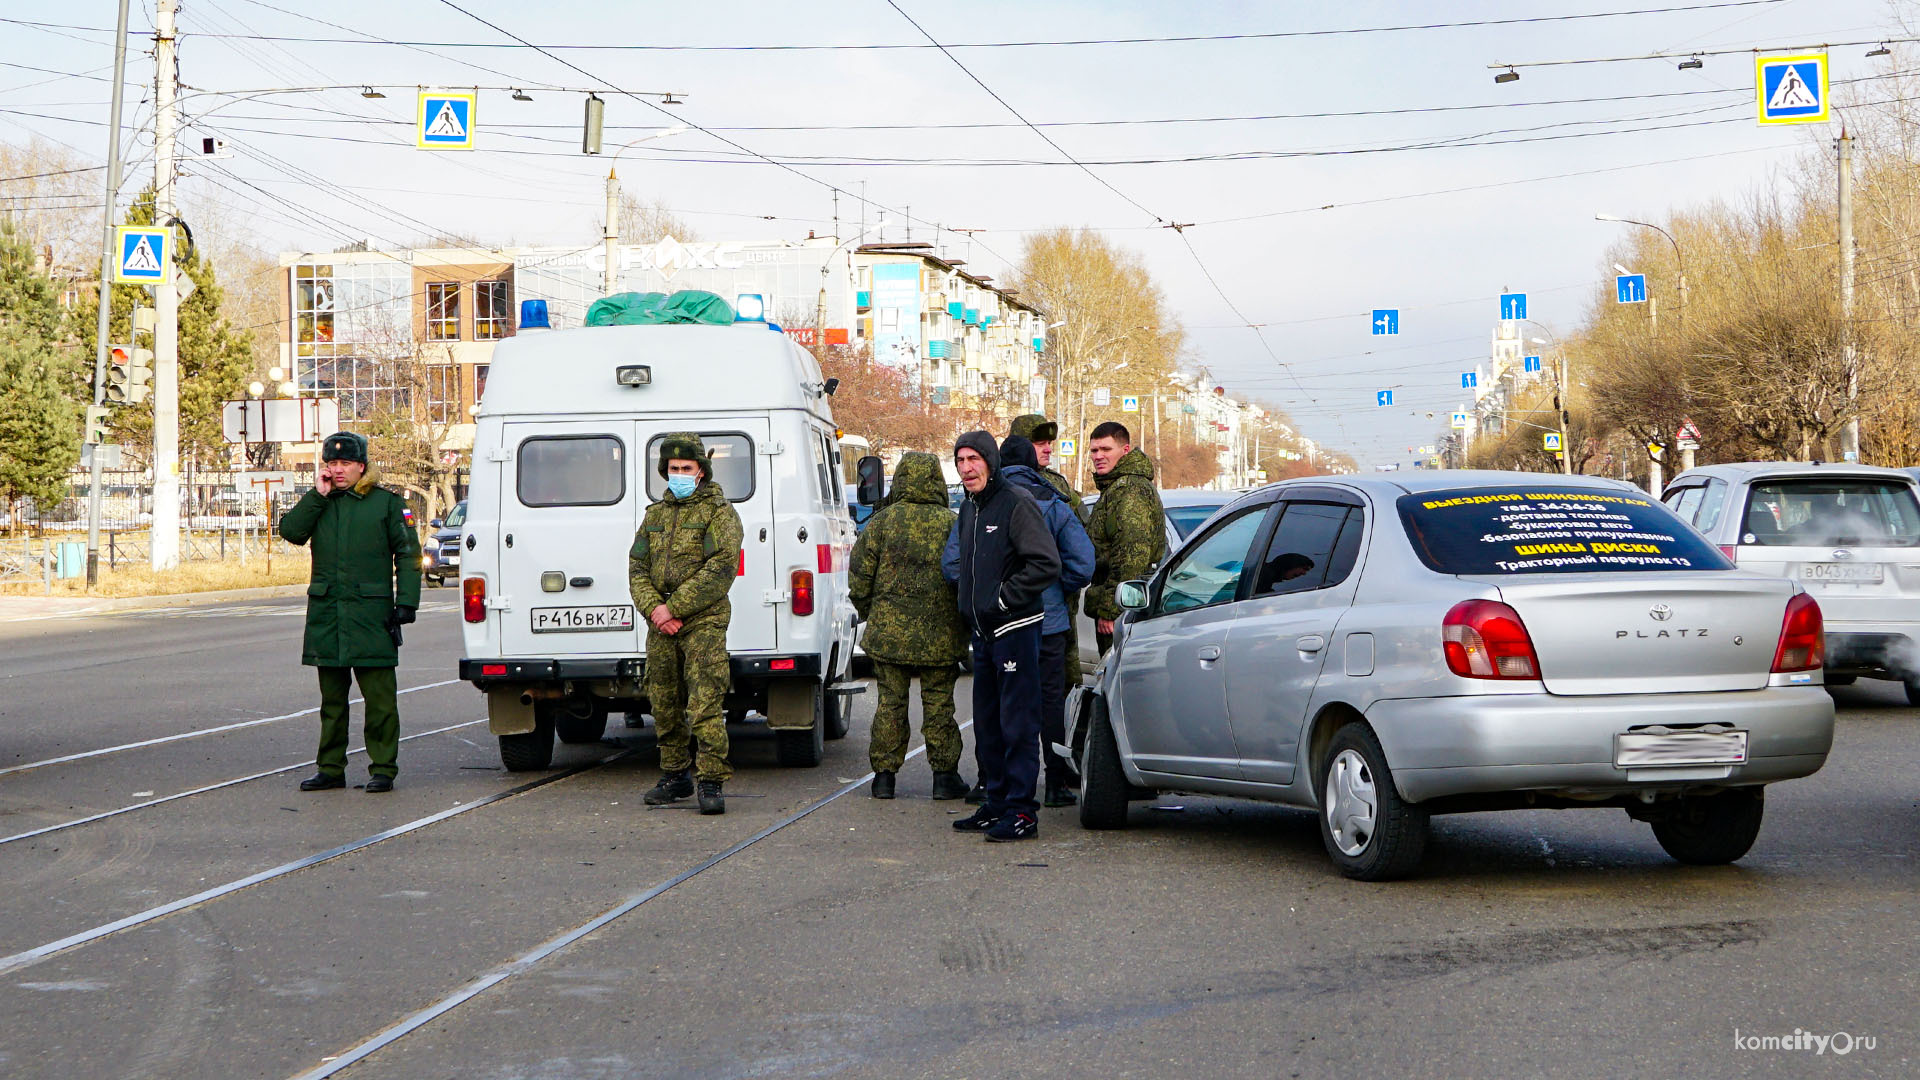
[1065,472,1835,880]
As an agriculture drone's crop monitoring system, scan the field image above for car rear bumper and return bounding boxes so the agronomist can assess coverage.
[460,654,823,684]
[1824,627,1920,675]
[1366,687,1834,804]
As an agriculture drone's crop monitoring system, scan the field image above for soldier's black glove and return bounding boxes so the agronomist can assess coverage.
[390,605,417,626]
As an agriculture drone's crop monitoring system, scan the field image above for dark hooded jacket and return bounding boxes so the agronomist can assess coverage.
[849,453,969,666]
[986,436,1094,635]
[941,430,1061,640]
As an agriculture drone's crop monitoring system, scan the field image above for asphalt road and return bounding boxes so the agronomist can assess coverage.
[0,596,1914,1079]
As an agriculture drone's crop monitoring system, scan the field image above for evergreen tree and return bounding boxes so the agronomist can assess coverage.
[68,190,252,466]
[0,216,81,517]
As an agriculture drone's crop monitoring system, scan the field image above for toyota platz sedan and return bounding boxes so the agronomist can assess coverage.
[1064,471,1836,881]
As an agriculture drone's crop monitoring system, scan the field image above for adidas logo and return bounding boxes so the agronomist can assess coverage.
[1002,660,1018,672]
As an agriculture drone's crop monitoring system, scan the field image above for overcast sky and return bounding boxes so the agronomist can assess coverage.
[3,0,1905,466]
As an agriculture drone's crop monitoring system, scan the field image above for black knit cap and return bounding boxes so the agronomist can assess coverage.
[320,431,368,464]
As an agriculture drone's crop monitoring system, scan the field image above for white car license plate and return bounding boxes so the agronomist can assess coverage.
[441,553,460,567]
[531,605,634,633]
[1615,730,1749,767]
[1800,562,1883,583]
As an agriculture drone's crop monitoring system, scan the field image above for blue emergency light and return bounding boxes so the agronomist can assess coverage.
[519,299,550,329]
[734,293,766,322]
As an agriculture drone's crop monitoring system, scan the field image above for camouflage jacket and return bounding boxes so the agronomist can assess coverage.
[629,480,744,627]
[1083,448,1168,621]
[849,453,969,666]
[1042,467,1087,525]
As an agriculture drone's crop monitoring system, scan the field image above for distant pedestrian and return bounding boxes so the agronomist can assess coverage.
[1084,422,1167,655]
[849,452,971,801]
[279,431,420,794]
[630,433,744,815]
[943,431,1061,842]
[998,435,1094,808]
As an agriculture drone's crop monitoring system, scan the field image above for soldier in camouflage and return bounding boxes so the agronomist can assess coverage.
[1084,421,1168,655]
[848,452,971,801]
[1007,413,1087,692]
[630,433,745,815]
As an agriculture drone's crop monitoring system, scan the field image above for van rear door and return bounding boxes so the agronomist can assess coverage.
[496,422,642,659]
[634,419,778,653]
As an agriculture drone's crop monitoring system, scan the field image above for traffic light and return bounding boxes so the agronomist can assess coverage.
[104,344,153,405]
[84,404,110,444]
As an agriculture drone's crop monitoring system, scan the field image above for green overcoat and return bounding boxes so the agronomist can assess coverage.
[849,453,969,666]
[278,468,422,668]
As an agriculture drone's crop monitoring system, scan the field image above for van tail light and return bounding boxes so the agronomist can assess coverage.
[463,577,486,623]
[1442,599,1540,680]
[1718,544,1737,562]
[737,551,746,577]
[1772,593,1824,672]
[791,569,815,616]
[817,543,833,574]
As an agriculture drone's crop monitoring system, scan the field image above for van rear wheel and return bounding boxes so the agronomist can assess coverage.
[499,715,555,772]
[822,689,849,741]
[770,682,826,766]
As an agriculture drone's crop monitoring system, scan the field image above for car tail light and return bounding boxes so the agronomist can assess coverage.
[463,577,486,623]
[1772,592,1824,672]
[1442,599,1540,680]
[481,664,506,677]
[817,543,833,574]
[771,658,796,671]
[791,568,815,616]
[1718,544,1737,562]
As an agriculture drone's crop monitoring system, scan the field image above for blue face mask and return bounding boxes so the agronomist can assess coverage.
[666,474,698,499]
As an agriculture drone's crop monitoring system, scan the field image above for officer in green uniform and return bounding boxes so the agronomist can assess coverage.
[630,433,745,815]
[1084,421,1168,655]
[1008,413,1086,691]
[279,431,420,794]
[849,452,971,801]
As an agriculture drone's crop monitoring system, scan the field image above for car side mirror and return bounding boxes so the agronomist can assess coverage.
[1117,580,1149,611]
[429,518,443,528]
[856,455,885,506]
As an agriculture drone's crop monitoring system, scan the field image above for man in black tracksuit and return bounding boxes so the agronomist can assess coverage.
[942,430,1061,842]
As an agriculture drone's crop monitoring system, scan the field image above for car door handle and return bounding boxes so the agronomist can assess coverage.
[1296,635,1327,653]
[1197,644,1222,662]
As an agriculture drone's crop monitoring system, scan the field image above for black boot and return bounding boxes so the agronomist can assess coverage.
[1043,780,1077,808]
[697,780,725,815]
[299,772,345,791]
[645,769,693,805]
[964,783,988,806]
[930,771,970,801]
[871,772,895,799]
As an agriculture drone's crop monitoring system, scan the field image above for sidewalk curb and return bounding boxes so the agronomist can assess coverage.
[0,584,309,618]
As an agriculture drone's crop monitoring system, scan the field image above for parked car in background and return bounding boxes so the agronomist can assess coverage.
[1065,472,1835,880]
[1075,487,1238,670]
[1665,462,1920,702]
[422,500,467,587]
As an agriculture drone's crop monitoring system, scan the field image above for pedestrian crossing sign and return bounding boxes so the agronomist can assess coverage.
[417,90,477,149]
[112,226,168,283]
[1756,54,1828,125]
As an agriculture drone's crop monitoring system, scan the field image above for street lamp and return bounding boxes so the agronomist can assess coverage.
[602,125,692,294]
[1596,212,1688,329]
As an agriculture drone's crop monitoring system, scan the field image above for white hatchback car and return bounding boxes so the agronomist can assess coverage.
[1664,462,1920,702]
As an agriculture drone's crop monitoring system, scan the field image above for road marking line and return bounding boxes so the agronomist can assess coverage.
[291,718,964,1080]
[0,679,462,778]
[0,719,488,847]
[0,748,623,979]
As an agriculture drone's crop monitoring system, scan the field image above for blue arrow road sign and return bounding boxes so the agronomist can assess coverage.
[1500,292,1526,321]
[1375,389,1395,407]
[1616,274,1648,304]
[1371,309,1398,336]
[1523,355,1542,373]
[1461,372,1478,389]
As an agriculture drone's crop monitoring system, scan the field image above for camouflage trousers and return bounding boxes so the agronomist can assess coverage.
[646,617,732,782]
[869,661,962,774]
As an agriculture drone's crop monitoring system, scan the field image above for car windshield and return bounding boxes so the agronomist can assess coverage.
[442,502,466,529]
[1398,486,1731,574]
[1741,478,1920,547]
[1165,503,1226,539]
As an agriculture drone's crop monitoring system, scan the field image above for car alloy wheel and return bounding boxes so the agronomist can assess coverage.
[1324,748,1377,857]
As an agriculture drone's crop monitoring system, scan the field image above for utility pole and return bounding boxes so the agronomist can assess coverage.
[603,169,620,295]
[1839,128,1859,462]
[150,0,181,571]
[84,0,133,587]
[1557,349,1573,476]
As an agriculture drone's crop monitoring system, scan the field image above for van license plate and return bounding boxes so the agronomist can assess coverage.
[1615,730,1748,767]
[1801,562,1883,583]
[531,605,635,633]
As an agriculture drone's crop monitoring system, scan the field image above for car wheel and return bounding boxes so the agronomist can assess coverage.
[498,715,555,772]
[1905,679,1920,706]
[822,688,850,741]
[1650,788,1764,865]
[550,700,609,745]
[772,683,826,767]
[1078,698,1130,830]
[1318,722,1428,881]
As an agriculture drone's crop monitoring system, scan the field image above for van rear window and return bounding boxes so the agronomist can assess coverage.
[517,436,625,507]
[646,433,755,503]
[1397,487,1730,574]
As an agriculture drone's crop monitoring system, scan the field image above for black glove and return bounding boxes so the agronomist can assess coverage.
[391,605,417,626]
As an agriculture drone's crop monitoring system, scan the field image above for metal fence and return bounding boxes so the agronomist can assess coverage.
[1,470,306,581]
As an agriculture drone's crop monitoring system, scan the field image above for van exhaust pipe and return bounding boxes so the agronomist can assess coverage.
[520,686,569,705]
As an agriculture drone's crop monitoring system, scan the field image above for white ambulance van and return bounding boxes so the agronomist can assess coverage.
[457,318,860,770]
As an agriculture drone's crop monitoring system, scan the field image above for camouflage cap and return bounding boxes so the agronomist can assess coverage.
[656,431,711,478]
[320,431,368,464]
[1008,413,1058,443]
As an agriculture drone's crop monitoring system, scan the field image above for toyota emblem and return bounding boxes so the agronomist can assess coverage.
[1833,549,1853,560]
[1649,603,1674,622]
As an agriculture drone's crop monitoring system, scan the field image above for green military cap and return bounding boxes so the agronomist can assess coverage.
[1008,413,1058,443]
[656,431,711,478]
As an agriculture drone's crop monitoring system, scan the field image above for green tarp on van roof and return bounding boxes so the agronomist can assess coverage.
[584,290,736,327]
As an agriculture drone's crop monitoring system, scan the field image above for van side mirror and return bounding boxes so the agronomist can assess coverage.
[1116,580,1149,611]
[823,377,840,396]
[856,456,885,506]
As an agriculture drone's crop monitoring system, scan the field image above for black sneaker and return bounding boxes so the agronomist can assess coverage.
[964,783,988,806]
[952,806,1000,832]
[645,770,693,805]
[930,771,970,801]
[1043,781,1078,808]
[985,812,1038,842]
[871,772,895,799]
[696,780,725,815]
